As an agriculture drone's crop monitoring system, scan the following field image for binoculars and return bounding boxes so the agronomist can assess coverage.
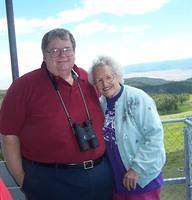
[73,120,99,151]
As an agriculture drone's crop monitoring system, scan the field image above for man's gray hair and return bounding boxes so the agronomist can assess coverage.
[89,55,124,84]
[41,28,76,52]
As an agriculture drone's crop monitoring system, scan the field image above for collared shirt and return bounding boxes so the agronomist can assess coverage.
[0,62,105,163]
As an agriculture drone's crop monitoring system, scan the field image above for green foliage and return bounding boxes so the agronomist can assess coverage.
[152,93,190,115]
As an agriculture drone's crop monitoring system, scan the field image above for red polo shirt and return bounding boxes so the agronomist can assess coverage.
[0,64,105,163]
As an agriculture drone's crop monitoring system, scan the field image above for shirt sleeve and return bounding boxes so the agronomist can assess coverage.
[0,80,28,135]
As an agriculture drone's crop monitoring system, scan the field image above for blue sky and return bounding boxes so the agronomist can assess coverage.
[0,0,192,89]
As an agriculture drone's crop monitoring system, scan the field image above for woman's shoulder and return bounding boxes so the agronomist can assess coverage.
[123,84,153,102]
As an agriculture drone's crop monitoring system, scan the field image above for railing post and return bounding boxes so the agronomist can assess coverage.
[5,0,19,81]
[184,118,192,200]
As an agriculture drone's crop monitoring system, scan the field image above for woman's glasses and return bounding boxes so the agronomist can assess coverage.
[95,74,115,86]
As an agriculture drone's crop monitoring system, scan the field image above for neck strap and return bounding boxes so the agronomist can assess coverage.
[46,69,92,132]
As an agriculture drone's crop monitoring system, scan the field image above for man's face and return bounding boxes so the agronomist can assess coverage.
[44,37,75,78]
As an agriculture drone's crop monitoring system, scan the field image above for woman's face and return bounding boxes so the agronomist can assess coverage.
[43,37,75,78]
[93,65,121,98]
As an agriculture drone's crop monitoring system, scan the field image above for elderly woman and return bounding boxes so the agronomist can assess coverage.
[89,55,166,200]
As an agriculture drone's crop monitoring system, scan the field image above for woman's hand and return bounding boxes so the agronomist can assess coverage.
[123,168,139,190]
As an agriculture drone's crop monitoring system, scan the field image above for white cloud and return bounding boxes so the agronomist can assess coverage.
[73,21,108,36]
[15,17,64,34]
[0,0,169,36]
[58,8,92,23]
[17,41,42,74]
[57,0,171,26]
[0,53,12,89]
[76,35,192,69]
[118,36,192,64]
[83,0,170,15]
[73,20,151,36]
[134,37,192,63]
[0,53,12,77]
[121,24,151,33]
[0,18,7,33]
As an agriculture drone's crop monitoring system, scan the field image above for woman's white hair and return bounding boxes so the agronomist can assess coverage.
[88,55,124,84]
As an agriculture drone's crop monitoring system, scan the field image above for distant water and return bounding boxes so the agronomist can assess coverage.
[123,69,192,81]
[123,58,192,81]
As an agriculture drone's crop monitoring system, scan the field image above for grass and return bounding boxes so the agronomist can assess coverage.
[163,122,184,152]
[161,185,186,200]
[161,126,186,199]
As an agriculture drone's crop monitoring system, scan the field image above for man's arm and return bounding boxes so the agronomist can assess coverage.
[1,134,24,187]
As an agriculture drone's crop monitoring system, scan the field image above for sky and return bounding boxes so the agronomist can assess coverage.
[0,0,192,89]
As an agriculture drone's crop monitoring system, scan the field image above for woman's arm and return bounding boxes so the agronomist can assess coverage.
[131,94,166,176]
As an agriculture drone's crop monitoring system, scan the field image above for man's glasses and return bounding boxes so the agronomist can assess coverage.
[95,74,115,86]
[46,47,73,58]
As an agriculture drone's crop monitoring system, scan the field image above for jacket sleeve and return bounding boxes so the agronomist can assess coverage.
[130,92,166,177]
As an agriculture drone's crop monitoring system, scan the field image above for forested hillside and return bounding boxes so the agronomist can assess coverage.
[124,77,192,114]
[125,77,192,94]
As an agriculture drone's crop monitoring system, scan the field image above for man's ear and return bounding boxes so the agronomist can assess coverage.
[94,85,101,97]
[42,52,47,61]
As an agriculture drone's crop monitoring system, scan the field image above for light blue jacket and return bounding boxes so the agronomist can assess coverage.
[100,85,166,188]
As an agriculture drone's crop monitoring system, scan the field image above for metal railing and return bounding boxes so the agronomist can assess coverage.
[161,116,192,200]
[184,117,192,199]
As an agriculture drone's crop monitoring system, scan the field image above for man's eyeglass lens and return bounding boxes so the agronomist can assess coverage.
[47,48,72,57]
